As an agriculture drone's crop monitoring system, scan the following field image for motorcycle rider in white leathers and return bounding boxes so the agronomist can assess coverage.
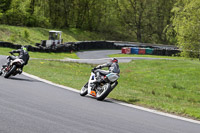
[93,58,120,83]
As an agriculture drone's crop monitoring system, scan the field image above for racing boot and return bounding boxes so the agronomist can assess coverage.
[0,66,6,76]
[90,84,97,97]
[18,68,22,74]
[94,77,103,84]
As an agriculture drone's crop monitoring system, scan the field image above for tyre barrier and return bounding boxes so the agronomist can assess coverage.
[68,41,119,51]
[0,41,119,53]
[0,41,180,56]
[0,42,21,48]
[122,47,181,56]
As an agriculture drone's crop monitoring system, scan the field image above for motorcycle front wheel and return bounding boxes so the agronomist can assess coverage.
[4,65,17,78]
[96,83,111,101]
[80,82,88,96]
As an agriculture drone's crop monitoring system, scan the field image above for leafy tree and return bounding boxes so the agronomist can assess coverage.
[0,0,12,22]
[3,0,198,52]
[116,0,175,43]
[3,0,30,26]
[117,0,147,42]
[172,0,200,58]
[151,0,176,43]
[0,0,12,13]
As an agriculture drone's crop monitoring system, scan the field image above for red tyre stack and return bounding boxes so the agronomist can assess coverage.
[139,48,146,54]
[121,48,127,54]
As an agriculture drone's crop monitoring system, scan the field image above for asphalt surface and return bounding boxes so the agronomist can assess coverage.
[66,50,173,64]
[76,50,121,59]
[0,54,200,133]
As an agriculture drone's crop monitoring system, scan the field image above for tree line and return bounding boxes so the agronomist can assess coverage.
[0,0,199,57]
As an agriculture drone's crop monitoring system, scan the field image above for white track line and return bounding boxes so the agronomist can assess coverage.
[23,72,200,125]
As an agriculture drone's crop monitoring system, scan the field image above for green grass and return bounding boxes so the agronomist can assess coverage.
[110,60,200,119]
[109,53,187,60]
[24,59,200,120]
[0,25,106,46]
[24,60,95,89]
[0,47,79,59]
[29,52,79,59]
[0,47,14,55]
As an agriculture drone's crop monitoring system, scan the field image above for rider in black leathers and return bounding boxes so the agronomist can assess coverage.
[0,46,29,75]
[93,58,120,83]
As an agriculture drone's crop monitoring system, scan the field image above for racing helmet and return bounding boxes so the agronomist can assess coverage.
[111,58,118,63]
[21,46,27,51]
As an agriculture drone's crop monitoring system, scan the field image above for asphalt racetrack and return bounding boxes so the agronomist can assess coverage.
[65,50,174,64]
[0,54,200,133]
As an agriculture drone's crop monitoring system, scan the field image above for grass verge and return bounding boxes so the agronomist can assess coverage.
[0,47,79,59]
[24,59,200,120]
[24,60,94,89]
[109,53,187,60]
[0,25,106,46]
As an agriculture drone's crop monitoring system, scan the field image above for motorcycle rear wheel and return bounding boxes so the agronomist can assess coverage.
[80,82,88,96]
[4,65,17,78]
[96,83,111,101]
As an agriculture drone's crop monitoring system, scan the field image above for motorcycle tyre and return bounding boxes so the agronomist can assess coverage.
[4,65,17,78]
[96,83,111,101]
[80,82,88,96]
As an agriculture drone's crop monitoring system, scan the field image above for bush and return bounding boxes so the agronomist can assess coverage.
[23,30,29,39]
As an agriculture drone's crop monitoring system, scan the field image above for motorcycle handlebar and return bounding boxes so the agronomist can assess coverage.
[9,52,16,56]
[91,69,95,73]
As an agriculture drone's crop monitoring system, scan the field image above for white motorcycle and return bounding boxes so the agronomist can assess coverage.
[80,69,119,101]
[0,53,24,78]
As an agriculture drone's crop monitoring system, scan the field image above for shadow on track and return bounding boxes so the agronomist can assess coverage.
[82,95,114,103]
[9,77,41,82]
